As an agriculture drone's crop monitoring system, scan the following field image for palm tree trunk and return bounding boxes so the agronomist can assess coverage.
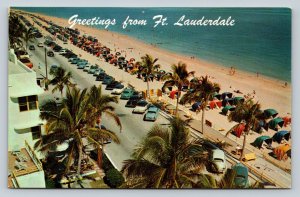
[201,108,205,134]
[175,90,181,116]
[146,77,150,99]
[239,133,247,161]
[97,145,103,169]
[77,145,83,175]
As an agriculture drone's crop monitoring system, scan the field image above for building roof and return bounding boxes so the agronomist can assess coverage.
[8,142,43,188]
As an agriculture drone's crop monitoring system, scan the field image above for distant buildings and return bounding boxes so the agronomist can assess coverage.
[8,49,46,188]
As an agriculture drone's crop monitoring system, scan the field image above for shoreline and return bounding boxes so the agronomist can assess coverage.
[20,9,291,115]
[20,9,290,85]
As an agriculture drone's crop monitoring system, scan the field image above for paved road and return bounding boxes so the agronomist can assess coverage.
[28,38,257,185]
[28,38,170,170]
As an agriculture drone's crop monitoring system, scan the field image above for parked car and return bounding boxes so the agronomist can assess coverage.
[232,163,249,188]
[20,58,33,69]
[59,49,68,55]
[29,45,35,50]
[133,99,150,114]
[47,51,55,57]
[72,58,81,64]
[37,42,43,47]
[210,149,226,173]
[76,59,88,65]
[125,95,142,108]
[106,81,124,90]
[111,86,125,95]
[144,106,160,121]
[120,88,135,100]
[96,72,107,81]
[50,65,59,72]
[88,65,98,74]
[93,68,105,76]
[83,64,91,71]
[69,57,79,62]
[102,75,115,85]
[78,62,87,69]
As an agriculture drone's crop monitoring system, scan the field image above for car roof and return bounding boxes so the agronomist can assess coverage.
[148,106,158,111]
[212,149,225,159]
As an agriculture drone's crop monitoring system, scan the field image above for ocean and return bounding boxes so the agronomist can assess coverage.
[16,7,291,82]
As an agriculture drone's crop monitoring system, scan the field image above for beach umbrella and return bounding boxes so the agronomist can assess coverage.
[221,92,233,100]
[169,90,178,99]
[192,102,201,111]
[273,144,291,161]
[233,123,245,138]
[159,70,166,74]
[213,92,222,100]
[234,97,245,105]
[252,136,272,148]
[264,109,278,118]
[222,105,235,115]
[272,130,290,143]
[282,116,292,127]
[222,98,234,107]
[209,100,222,109]
[268,117,284,130]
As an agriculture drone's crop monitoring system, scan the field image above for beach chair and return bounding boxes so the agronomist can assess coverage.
[243,152,256,161]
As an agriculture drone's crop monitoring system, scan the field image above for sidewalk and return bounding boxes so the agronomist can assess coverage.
[174,107,291,188]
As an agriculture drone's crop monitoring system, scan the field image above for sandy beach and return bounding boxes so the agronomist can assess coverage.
[23,11,291,118]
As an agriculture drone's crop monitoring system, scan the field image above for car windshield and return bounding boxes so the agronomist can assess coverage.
[137,101,148,106]
[20,59,30,63]
[213,158,224,162]
[148,108,157,113]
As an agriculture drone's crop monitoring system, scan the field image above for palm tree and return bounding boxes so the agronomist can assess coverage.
[85,85,122,168]
[49,67,75,96]
[180,76,220,134]
[36,87,89,176]
[9,15,24,49]
[23,28,35,50]
[121,117,208,188]
[162,62,195,115]
[226,98,264,160]
[35,86,121,182]
[139,54,160,98]
[193,169,264,189]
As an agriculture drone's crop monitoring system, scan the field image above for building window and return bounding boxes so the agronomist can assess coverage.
[31,126,41,140]
[18,95,38,112]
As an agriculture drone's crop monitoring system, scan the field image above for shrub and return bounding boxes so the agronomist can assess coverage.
[104,168,125,188]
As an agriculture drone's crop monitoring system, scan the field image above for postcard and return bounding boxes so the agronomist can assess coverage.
[8,7,291,189]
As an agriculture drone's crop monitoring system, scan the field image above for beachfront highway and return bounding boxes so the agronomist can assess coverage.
[28,37,264,185]
[28,37,172,170]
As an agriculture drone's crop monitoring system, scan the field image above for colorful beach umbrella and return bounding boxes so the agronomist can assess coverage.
[269,117,284,130]
[264,109,278,118]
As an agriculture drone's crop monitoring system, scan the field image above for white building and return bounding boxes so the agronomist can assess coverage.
[8,49,45,153]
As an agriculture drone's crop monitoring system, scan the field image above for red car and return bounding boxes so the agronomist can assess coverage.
[20,58,33,69]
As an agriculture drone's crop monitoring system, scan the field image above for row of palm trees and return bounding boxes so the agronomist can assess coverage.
[35,48,264,187]
[139,54,264,161]
[9,14,35,50]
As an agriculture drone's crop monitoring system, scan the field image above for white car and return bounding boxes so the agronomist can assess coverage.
[37,42,43,47]
[59,49,67,55]
[133,99,150,114]
[83,64,91,72]
[210,149,226,173]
